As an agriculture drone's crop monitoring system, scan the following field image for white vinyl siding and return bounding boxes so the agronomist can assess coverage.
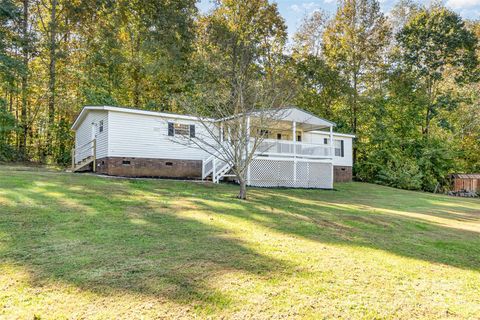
[74,110,108,161]
[73,107,352,168]
[108,110,211,160]
[303,132,353,167]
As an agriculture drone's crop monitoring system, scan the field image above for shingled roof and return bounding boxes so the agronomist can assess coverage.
[450,173,480,179]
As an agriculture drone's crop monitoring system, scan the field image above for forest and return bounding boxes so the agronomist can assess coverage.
[0,0,479,192]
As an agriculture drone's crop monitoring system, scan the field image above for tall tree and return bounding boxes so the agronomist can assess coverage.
[0,0,20,160]
[397,6,478,137]
[293,10,328,58]
[323,0,391,163]
[291,11,349,123]
[19,0,30,159]
[34,0,64,157]
[181,0,290,199]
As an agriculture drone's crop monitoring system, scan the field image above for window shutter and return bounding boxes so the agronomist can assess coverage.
[340,140,344,157]
[168,122,174,136]
[189,125,195,138]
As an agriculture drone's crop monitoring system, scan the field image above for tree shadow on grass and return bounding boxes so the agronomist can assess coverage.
[1,170,480,315]
[189,185,480,272]
[0,174,292,313]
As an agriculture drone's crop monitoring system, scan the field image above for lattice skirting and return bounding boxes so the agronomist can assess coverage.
[248,158,333,189]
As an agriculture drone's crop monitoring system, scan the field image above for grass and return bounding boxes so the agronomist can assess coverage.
[0,165,479,319]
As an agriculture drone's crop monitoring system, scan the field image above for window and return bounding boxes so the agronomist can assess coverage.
[296,131,302,142]
[259,129,269,137]
[334,139,344,157]
[324,138,328,144]
[174,123,190,136]
[277,133,282,140]
[99,120,104,133]
[168,122,195,138]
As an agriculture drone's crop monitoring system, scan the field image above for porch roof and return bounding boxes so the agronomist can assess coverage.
[276,106,335,128]
[216,106,336,131]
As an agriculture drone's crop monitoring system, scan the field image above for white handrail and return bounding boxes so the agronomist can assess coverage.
[71,139,96,172]
[201,143,232,180]
[255,139,332,158]
[202,139,332,182]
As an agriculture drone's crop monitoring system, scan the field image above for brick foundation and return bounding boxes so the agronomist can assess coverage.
[92,157,351,182]
[334,166,352,182]
[95,157,202,179]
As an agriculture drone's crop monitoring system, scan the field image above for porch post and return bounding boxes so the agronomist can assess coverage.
[293,121,296,185]
[220,122,224,143]
[330,125,334,188]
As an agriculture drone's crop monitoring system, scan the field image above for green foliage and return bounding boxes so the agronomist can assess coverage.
[0,0,478,194]
[357,137,455,191]
[397,6,478,136]
[397,7,478,83]
[0,102,17,161]
[292,55,349,121]
[291,2,480,192]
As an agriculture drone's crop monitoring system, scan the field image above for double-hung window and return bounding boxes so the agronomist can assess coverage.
[168,122,195,138]
[334,139,344,157]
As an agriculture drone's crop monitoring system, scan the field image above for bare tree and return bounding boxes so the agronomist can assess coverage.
[171,80,291,200]
[165,0,292,199]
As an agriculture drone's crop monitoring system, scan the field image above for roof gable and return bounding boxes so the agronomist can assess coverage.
[71,106,213,131]
[71,105,335,131]
[280,106,335,127]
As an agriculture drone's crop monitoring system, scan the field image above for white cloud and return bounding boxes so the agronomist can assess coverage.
[323,0,335,4]
[290,2,320,12]
[446,0,480,9]
[291,4,301,12]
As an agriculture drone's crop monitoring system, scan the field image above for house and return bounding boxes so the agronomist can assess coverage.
[71,106,355,189]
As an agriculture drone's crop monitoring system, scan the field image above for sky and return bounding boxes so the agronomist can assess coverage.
[197,0,480,40]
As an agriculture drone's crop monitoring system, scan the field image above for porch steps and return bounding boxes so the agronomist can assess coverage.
[71,139,97,173]
[73,156,94,172]
[202,150,234,183]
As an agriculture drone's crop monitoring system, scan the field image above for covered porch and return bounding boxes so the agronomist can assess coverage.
[248,107,335,159]
[220,106,336,160]
[246,107,335,188]
[206,107,336,188]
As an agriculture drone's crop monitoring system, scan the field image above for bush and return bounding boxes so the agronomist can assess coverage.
[356,137,454,192]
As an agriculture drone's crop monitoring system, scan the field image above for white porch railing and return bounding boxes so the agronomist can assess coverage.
[202,145,233,182]
[202,153,216,179]
[202,139,332,183]
[255,139,332,158]
[71,139,96,172]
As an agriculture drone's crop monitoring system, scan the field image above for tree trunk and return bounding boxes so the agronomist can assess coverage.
[132,35,141,108]
[8,90,12,112]
[423,106,431,137]
[19,0,29,160]
[47,0,57,158]
[352,71,358,165]
[238,179,247,200]
[423,77,434,138]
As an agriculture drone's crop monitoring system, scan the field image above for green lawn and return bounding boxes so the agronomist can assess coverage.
[0,165,479,319]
